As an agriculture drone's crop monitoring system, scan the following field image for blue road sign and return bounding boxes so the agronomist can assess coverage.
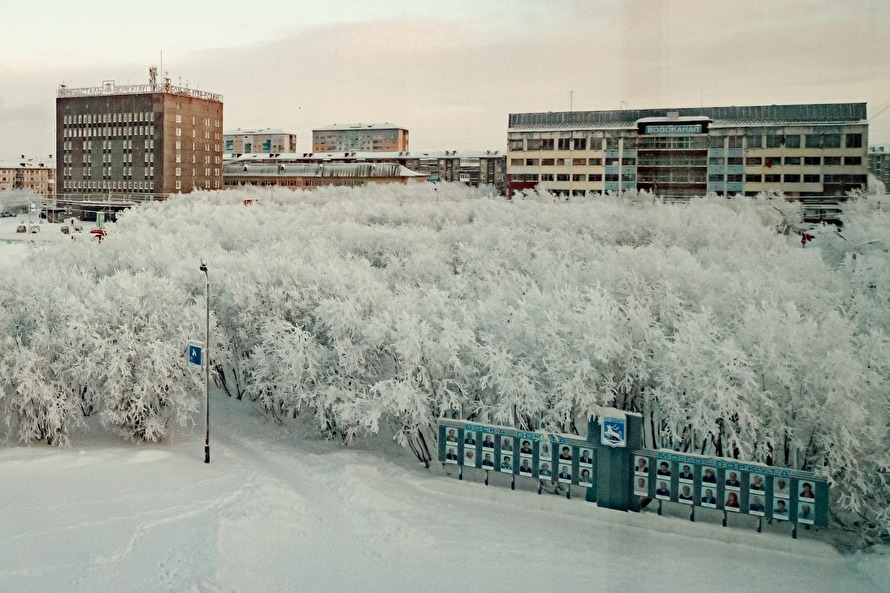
[188,341,203,368]
[601,416,627,448]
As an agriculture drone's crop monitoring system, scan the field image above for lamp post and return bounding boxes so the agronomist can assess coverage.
[199,261,210,463]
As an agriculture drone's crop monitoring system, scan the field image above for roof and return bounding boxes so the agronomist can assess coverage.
[223,128,294,136]
[0,160,55,170]
[223,162,426,178]
[508,103,868,131]
[312,123,407,132]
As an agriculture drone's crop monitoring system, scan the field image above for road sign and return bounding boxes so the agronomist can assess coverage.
[188,340,203,368]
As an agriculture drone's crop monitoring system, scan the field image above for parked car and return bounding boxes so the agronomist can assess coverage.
[16,224,27,233]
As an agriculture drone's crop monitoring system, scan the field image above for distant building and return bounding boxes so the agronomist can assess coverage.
[507,103,868,202]
[224,128,297,155]
[56,73,224,203]
[0,157,55,197]
[312,123,409,152]
[223,161,425,190]
[224,150,506,193]
[868,146,890,190]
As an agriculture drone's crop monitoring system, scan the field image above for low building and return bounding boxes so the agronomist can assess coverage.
[224,128,297,154]
[312,123,409,152]
[0,157,55,197]
[224,150,506,193]
[223,161,426,190]
[507,103,868,201]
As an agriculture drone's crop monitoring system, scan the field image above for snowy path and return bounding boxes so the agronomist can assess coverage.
[0,394,885,593]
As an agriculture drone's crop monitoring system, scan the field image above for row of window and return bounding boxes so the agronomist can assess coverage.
[510,155,864,168]
[63,179,155,190]
[63,112,155,125]
[63,126,154,139]
[509,133,864,151]
[516,173,638,183]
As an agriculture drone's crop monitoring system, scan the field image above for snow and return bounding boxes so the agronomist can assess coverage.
[0,393,886,593]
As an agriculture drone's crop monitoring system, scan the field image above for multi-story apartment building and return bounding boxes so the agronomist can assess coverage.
[224,128,297,154]
[867,146,890,190]
[312,123,409,152]
[224,150,506,193]
[0,157,54,197]
[56,76,223,200]
[222,161,425,190]
[507,103,868,202]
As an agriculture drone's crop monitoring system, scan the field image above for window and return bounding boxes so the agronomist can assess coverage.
[784,174,801,183]
[605,174,619,182]
[572,138,587,150]
[572,158,586,166]
[527,139,542,151]
[175,167,181,176]
[804,156,821,166]
[727,157,743,166]
[708,173,725,182]
[824,156,841,166]
[606,157,620,166]
[556,159,566,166]
[708,157,724,166]
[709,137,724,148]
[765,174,781,183]
[804,174,820,183]
[540,174,554,181]
[541,139,554,150]
[176,128,182,137]
[510,159,524,166]
[556,174,570,181]
[784,135,801,148]
[558,139,571,150]
[784,156,801,166]
[572,174,585,181]
[523,173,538,182]
[727,174,743,182]
[175,114,182,123]
[844,156,862,166]
[589,173,603,182]
[822,134,841,148]
[588,158,603,166]
[766,135,784,148]
[845,133,863,148]
[746,156,763,166]
[175,180,181,190]
[728,136,743,149]
[526,158,539,166]
[745,174,762,183]
[541,159,555,166]
[623,158,637,165]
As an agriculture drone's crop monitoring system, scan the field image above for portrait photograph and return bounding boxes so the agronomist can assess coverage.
[578,448,593,467]
[748,494,766,516]
[749,473,765,493]
[464,430,476,445]
[579,468,593,487]
[481,433,495,449]
[655,460,672,478]
[772,499,790,520]
[537,459,552,479]
[678,464,694,483]
[481,452,495,469]
[655,480,671,500]
[557,465,573,484]
[773,476,790,498]
[724,490,741,512]
[799,481,815,501]
[519,440,533,457]
[725,471,741,490]
[634,456,649,476]
[445,446,459,464]
[464,448,477,467]
[500,435,513,452]
[499,455,514,474]
[537,440,552,459]
[445,428,458,443]
[518,459,533,474]
[700,486,718,508]
[678,484,694,505]
[557,446,573,462]
[634,476,649,497]
[798,503,815,525]
[702,467,717,484]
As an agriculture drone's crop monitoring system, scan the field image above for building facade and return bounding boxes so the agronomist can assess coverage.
[224,150,506,193]
[56,77,223,201]
[867,146,890,190]
[223,161,425,190]
[507,103,868,201]
[0,157,55,197]
[224,128,297,155]
[312,124,409,152]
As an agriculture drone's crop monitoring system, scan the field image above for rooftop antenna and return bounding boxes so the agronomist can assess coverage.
[619,100,627,110]
[569,90,575,112]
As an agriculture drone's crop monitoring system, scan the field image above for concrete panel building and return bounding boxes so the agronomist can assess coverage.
[223,161,425,190]
[56,76,223,201]
[868,146,890,190]
[507,103,868,202]
[0,157,54,197]
[224,128,297,155]
[312,123,409,152]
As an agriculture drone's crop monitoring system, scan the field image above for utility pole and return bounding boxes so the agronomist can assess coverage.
[200,261,210,463]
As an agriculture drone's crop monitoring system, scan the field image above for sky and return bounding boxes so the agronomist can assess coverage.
[2,0,890,160]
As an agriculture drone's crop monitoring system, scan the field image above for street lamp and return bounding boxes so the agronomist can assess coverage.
[199,261,210,463]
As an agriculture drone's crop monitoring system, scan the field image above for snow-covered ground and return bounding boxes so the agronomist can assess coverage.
[0,393,886,593]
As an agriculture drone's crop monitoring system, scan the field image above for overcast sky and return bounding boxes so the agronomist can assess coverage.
[2,0,890,160]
